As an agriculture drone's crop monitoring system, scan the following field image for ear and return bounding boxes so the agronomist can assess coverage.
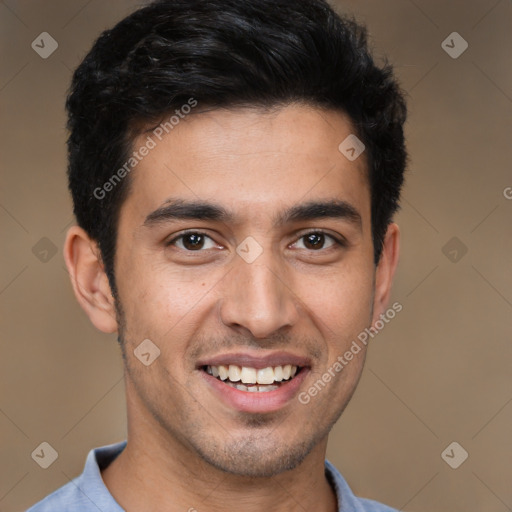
[372,222,400,323]
[63,226,118,333]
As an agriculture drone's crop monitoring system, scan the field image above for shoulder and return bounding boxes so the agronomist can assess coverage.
[325,459,399,512]
[357,497,401,512]
[26,477,98,512]
[26,441,127,512]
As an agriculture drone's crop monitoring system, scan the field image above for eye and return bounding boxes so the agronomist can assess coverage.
[292,231,344,251]
[167,231,220,251]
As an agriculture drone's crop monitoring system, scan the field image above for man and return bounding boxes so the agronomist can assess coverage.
[28,0,406,510]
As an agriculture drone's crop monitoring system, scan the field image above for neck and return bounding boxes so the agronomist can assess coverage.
[102,409,337,512]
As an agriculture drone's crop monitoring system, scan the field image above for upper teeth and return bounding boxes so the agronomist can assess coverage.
[207,364,298,384]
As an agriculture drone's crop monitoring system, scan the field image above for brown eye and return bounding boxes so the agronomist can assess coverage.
[181,233,205,250]
[167,231,218,251]
[294,231,340,251]
[303,233,326,250]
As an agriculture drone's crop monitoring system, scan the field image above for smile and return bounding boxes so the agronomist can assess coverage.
[204,364,300,392]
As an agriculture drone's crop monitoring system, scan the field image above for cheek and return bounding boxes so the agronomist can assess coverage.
[298,265,374,344]
[119,260,222,345]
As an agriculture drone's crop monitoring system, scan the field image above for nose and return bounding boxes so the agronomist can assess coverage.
[219,255,301,340]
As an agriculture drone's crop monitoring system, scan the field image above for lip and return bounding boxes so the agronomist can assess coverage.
[196,351,311,370]
[200,366,310,413]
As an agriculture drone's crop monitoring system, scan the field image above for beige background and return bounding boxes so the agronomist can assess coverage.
[1,0,511,511]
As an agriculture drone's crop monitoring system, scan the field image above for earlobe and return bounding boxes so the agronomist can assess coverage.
[63,226,118,333]
[372,222,400,323]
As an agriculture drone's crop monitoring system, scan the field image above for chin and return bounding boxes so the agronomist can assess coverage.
[192,432,320,478]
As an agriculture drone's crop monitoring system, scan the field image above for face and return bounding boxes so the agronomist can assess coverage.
[107,105,388,477]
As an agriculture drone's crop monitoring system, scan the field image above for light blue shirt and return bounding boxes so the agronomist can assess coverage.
[27,441,398,511]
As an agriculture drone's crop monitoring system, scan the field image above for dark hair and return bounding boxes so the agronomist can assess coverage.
[66,0,407,295]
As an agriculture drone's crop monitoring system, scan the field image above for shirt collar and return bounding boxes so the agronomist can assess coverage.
[80,441,368,512]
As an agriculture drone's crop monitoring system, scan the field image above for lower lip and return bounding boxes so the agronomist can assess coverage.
[200,369,309,413]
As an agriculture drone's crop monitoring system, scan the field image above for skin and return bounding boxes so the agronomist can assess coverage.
[64,104,400,512]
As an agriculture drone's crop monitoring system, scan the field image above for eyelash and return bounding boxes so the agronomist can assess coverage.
[166,229,347,252]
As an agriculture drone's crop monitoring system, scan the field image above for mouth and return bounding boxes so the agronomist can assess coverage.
[202,364,301,393]
[197,353,310,413]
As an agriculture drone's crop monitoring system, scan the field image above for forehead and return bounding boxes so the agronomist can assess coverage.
[121,104,370,228]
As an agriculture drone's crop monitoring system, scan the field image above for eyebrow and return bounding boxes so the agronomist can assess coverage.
[143,197,362,230]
